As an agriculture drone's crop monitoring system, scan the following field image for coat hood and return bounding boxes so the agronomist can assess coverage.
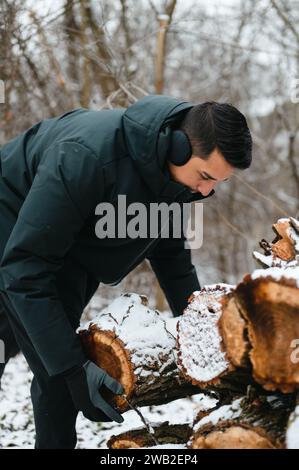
[122,94,215,203]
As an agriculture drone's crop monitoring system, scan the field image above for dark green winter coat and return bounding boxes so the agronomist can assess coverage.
[0,95,214,376]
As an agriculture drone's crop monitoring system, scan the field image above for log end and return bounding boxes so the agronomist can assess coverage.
[177,284,235,387]
[190,422,276,449]
[80,325,135,412]
[236,271,299,393]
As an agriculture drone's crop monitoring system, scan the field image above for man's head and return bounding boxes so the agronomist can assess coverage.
[168,102,252,196]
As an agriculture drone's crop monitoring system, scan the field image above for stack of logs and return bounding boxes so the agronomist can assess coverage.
[79,217,299,449]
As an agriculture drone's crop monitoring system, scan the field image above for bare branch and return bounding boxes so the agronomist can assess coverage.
[270,0,299,43]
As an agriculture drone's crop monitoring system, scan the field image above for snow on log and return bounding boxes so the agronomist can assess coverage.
[107,422,191,449]
[176,284,251,392]
[253,217,299,268]
[79,293,199,412]
[189,392,296,449]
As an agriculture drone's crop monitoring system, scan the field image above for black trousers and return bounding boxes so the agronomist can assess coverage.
[0,296,78,449]
[0,305,19,382]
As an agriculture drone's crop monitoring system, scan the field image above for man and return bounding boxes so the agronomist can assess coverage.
[0,94,252,448]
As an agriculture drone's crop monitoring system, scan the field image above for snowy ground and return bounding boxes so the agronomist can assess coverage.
[0,354,216,449]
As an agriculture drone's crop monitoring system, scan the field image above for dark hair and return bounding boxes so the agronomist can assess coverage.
[178,102,252,169]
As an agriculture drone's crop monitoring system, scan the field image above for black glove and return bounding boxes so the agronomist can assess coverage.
[65,360,124,423]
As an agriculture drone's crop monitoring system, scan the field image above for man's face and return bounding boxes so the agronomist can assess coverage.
[167,148,234,196]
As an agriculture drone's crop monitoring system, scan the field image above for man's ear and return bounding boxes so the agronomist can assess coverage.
[168,130,192,166]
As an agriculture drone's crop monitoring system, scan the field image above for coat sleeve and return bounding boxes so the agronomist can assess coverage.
[0,141,103,376]
[146,236,200,317]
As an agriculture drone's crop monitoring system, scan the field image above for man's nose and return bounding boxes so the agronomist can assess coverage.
[198,181,216,196]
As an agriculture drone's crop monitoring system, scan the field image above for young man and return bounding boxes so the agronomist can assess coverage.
[0,95,252,448]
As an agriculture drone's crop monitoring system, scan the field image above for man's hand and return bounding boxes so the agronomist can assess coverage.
[65,360,124,423]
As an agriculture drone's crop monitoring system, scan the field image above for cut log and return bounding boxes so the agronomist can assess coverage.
[233,267,299,392]
[107,422,191,449]
[253,217,299,268]
[177,272,299,394]
[177,284,254,393]
[189,392,296,449]
[79,293,199,413]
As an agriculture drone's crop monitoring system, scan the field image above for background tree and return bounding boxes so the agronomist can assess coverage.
[0,0,298,312]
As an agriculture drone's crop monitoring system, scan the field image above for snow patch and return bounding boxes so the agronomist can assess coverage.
[193,397,243,432]
[286,405,299,449]
[79,293,176,378]
[251,266,299,287]
[177,284,234,383]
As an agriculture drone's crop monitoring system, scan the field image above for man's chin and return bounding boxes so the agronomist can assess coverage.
[190,188,202,194]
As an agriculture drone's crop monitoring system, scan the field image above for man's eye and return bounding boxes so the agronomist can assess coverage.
[198,172,210,181]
